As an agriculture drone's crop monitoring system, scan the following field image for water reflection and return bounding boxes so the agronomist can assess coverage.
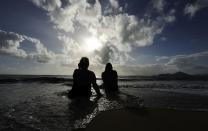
[67,96,101,129]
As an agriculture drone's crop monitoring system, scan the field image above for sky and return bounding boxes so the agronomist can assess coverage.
[0,0,208,76]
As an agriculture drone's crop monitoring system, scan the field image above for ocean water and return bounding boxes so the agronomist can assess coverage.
[0,75,208,130]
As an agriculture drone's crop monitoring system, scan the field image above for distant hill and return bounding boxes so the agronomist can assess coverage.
[154,72,208,80]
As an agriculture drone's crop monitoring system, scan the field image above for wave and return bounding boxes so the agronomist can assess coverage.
[0,75,73,84]
[0,75,151,84]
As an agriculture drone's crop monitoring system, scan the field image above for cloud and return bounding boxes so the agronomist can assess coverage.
[104,0,122,15]
[164,9,176,23]
[184,0,208,18]
[0,30,54,63]
[157,51,208,74]
[156,56,169,61]
[151,0,165,12]
[30,0,62,11]
[160,36,167,41]
[115,64,178,76]
[184,4,200,18]
[118,51,208,75]
[0,30,27,58]
[166,51,208,65]
[29,0,176,66]
[109,0,119,9]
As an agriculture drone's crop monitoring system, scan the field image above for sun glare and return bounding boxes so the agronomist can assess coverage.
[85,36,102,52]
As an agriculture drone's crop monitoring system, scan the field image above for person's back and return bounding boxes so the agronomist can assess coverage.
[69,57,101,98]
[102,63,118,93]
[73,69,96,97]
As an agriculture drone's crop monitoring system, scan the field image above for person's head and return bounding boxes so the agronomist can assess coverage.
[79,57,89,70]
[105,63,113,71]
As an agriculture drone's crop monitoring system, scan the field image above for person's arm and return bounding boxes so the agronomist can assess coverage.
[72,69,78,88]
[68,69,78,98]
[115,71,118,84]
[101,72,104,81]
[92,72,101,96]
[114,71,118,90]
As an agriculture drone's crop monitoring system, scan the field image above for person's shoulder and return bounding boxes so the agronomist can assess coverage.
[74,69,79,71]
[112,70,118,76]
[74,69,80,73]
[73,69,80,77]
[88,70,96,79]
[88,70,95,75]
[113,70,117,73]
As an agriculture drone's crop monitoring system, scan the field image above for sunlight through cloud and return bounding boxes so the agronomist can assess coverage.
[84,36,102,52]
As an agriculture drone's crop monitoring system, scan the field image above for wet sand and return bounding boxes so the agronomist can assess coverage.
[78,108,208,131]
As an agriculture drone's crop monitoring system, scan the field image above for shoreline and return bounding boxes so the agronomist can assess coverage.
[76,107,208,131]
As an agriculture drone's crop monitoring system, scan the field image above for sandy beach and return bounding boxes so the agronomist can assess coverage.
[79,107,208,131]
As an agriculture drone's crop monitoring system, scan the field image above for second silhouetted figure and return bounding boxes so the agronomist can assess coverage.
[102,63,118,93]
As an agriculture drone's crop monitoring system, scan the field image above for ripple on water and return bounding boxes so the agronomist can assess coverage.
[0,84,142,131]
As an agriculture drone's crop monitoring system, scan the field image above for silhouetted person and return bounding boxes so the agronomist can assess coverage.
[102,63,118,93]
[68,57,101,98]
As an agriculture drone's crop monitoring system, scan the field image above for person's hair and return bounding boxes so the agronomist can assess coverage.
[105,63,113,71]
[79,57,89,69]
